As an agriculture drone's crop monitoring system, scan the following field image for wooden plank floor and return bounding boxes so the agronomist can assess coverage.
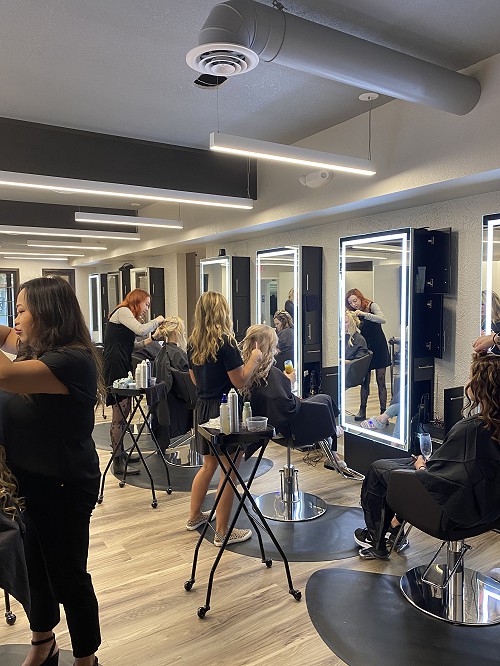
[3,405,499,665]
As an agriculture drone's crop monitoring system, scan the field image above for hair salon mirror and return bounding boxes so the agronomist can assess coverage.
[200,254,251,341]
[256,247,301,393]
[340,230,411,450]
[481,214,500,338]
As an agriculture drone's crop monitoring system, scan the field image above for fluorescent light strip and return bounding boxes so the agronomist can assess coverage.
[4,256,68,261]
[27,242,108,250]
[0,170,253,209]
[0,251,84,257]
[0,225,140,241]
[210,133,376,176]
[74,212,183,229]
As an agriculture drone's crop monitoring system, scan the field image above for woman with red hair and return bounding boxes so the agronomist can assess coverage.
[346,288,390,421]
[103,288,164,474]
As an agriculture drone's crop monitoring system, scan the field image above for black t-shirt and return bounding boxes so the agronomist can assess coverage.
[2,347,100,486]
[188,335,242,400]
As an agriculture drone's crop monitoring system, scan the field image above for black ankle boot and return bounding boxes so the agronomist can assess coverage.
[354,408,367,421]
[113,456,140,476]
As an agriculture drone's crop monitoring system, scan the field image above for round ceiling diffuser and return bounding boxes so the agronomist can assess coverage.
[186,42,259,77]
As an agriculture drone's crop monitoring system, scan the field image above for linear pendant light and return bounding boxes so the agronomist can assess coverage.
[0,225,140,241]
[0,251,85,257]
[27,242,108,250]
[0,170,253,209]
[210,132,376,176]
[74,212,183,229]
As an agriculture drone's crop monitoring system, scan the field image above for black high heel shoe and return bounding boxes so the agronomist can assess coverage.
[31,633,59,665]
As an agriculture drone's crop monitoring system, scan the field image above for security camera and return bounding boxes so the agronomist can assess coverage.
[299,170,333,188]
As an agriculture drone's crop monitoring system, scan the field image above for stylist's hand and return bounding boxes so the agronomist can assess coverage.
[354,309,365,318]
[473,333,495,353]
[155,315,166,324]
[250,341,263,364]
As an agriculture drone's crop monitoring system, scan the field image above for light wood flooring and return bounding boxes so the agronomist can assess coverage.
[2,403,500,666]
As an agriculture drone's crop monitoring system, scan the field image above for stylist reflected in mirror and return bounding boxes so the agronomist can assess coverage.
[346,288,390,421]
[273,310,294,372]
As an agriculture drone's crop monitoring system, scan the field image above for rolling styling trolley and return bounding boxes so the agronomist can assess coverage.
[98,382,172,508]
[184,424,301,618]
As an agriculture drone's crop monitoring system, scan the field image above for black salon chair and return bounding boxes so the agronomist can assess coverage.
[162,368,202,468]
[387,469,500,625]
[254,401,335,522]
[345,350,373,389]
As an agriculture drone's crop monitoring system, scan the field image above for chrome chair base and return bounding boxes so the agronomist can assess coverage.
[401,564,500,625]
[164,432,203,467]
[255,490,327,522]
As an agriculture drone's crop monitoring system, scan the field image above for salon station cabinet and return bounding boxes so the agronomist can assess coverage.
[339,227,451,474]
[200,253,251,342]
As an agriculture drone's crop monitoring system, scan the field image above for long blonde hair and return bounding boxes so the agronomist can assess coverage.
[156,315,187,350]
[240,325,278,399]
[345,310,361,345]
[189,292,237,365]
[0,446,23,518]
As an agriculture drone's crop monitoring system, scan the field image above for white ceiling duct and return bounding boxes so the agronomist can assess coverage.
[186,0,480,115]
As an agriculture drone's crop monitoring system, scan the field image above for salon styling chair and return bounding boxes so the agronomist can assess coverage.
[387,469,500,625]
[345,350,373,390]
[255,402,334,522]
[163,368,203,468]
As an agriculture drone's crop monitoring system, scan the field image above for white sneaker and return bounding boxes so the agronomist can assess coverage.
[185,511,215,531]
[213,528,252,547]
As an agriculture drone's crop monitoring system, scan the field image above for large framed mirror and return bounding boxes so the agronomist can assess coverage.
[256,247,301,393]
[482,213,500,339]
[200,254,251,341]
[340,230,411,450]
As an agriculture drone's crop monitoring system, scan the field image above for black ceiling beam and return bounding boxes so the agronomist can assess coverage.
[0,117,257,199]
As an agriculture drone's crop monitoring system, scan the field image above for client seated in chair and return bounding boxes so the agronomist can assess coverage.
[354,353,500,560]
[240,325,361,479]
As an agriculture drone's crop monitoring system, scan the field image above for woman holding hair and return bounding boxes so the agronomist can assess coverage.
[241,325,360,479]
[187,292,262,546]
[346,288,390,420]
[354,353,500,560]
[273,309,294,372]
[0,277,102,665]
[103,288,165,474]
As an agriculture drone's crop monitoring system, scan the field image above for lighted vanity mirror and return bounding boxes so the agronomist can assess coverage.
[256,247,301,393]
[340,230,411,450]
[200,255,230,302]
[481,213,500,338]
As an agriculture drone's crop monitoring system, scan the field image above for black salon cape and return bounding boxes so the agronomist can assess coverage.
[0,508,30,616]
[419,416,500,530]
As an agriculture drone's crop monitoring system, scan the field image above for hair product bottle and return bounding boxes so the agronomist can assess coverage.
[220,394,230,434]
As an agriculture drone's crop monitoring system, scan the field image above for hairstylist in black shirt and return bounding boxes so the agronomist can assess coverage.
[0,277,102,666]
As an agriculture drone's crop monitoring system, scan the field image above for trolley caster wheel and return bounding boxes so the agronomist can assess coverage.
[97,497,103,504]
[5,612,16,625]
[166,487,172,495]
[290,589,302,601]
[184,579,194,591]
[151,500,158,508]
[197,605,209,618]
[119,481,125,488]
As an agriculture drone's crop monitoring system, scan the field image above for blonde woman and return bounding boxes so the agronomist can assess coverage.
[187,292,262,546]
[155,315,188,371]
[344,310,369,362]
[241,325,359,477]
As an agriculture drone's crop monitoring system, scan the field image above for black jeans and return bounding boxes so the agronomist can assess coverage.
[360,457,415,548]
[22,475,101,658]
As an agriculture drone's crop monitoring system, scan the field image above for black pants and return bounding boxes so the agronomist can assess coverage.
[360,457,415,547]
[22,476,101,658]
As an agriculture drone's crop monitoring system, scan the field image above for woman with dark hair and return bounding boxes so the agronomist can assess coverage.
[0,277,102,665]
[273,309,294,372]
[346,288,390,420]
[103,288,165,474]
[354,353,500,560]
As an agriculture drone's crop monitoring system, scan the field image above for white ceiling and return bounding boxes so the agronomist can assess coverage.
[1,0,500,261]
[1,0,499,149]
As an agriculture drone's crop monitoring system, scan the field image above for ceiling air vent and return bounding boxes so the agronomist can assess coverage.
[186,42,259,77]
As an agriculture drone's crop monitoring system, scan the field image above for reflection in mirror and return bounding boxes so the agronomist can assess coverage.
[200,256,230,302]
[482,214,500,342]
[340,231,410,450]
[256,247,300,393]
[107,272,120,313]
